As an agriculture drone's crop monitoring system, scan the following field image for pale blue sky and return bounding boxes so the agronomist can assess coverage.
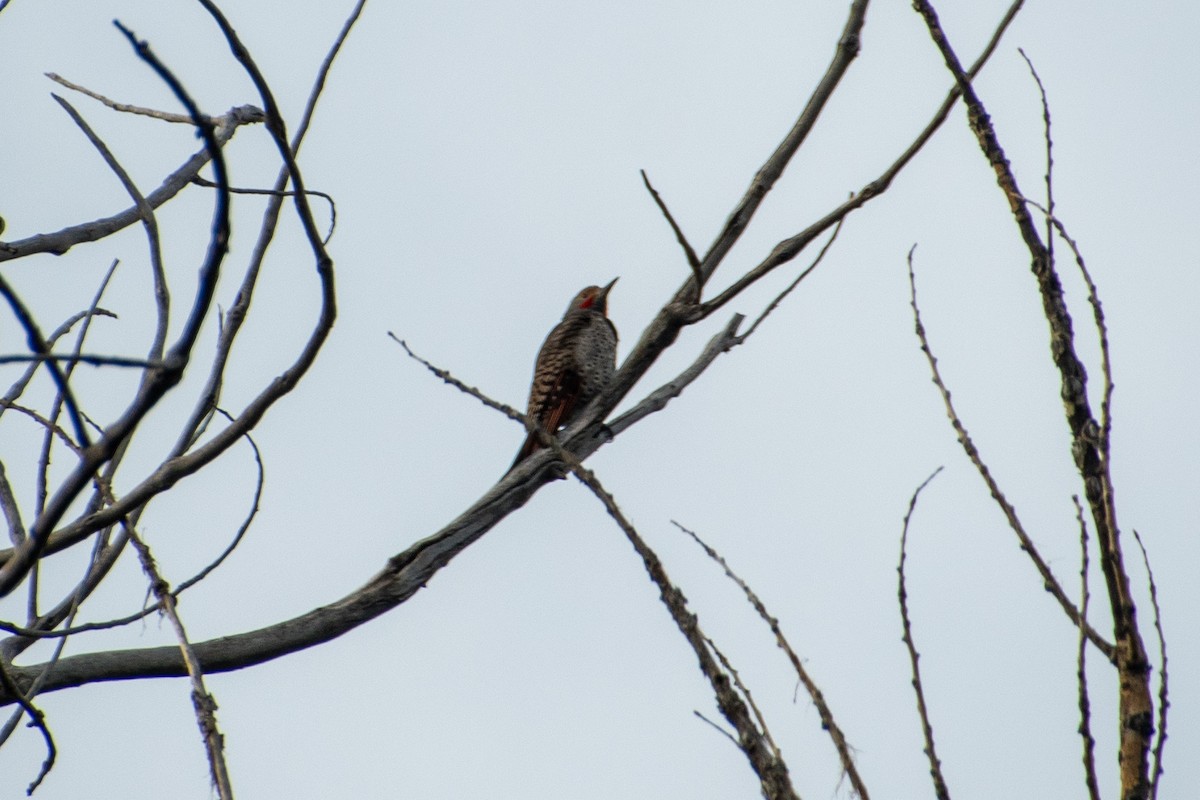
[0,1,1196,798]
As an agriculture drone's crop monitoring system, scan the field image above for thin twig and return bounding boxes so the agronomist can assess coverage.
[0,354,163,368]
[35,261,120,554]
[1133,530,1168,800]
[0,278,90,446]
[128,527,233,799]
[739,214,845,341]
[705,635,781,758]
[906,247,1113,659]
[1017,50,1055,273]
[52,91,171,366]
[559,454,798,799]
[1073,497,1101,800]
[390,334,526,427]
[693,710,739,747]
[640,169,703,299]
[0,463,25,548]
[45,72,196,123]
[0,659,55,795]
[0,308,115,422]
[190,175,338,244]
[674,521,868,800]
[897,467,949,800]
[175,409,264,593]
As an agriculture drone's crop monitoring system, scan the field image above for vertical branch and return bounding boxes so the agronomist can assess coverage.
[1073,497,1101,800]
[1018,49,1054,272]
[1132,530,1168,800]
[897,468,950,800]
[128,528,233,799]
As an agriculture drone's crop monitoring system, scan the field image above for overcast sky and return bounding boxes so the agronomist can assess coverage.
[0,1,1196,798]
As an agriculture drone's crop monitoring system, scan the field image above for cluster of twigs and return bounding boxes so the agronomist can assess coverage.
[0,0,363,794]
[898,5,1167,800]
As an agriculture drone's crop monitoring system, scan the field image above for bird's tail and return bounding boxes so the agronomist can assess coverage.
[505,430,541,475]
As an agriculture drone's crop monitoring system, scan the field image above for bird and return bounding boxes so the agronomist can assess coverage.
[508,278,619,472]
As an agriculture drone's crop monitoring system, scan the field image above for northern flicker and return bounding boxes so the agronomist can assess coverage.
[509,278,619,471]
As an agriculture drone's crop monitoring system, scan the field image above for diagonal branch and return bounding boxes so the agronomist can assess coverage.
[674,521,868,800]
[640,169,703,297]
[906,247,1114,660]
[559,459,798,800]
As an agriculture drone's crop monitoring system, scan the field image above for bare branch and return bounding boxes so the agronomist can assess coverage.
[1016,49,1055,269]
[0,354,163,369]
[695,0,1026,321]
[738,215,845,341]
[0,21,235,598]
[906,247,1113,659]
[897,467,950,800]
[0,276,90,447]
[640,169,703,298]
[0,106,259,263]
[1133,530,1169,800]
[127,529,233,799]
[390,334,526,428]
[45,72,196,122]
[561,460,798,799]
[1073,497,1101,800]
[0,660,55,795]
[190,175,338,244]
[909,4,1152,793]
[674,521,868,800]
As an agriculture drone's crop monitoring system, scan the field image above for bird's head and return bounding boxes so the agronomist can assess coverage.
[568,277,618,316]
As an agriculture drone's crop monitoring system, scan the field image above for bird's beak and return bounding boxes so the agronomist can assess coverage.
[600,277,619,299]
